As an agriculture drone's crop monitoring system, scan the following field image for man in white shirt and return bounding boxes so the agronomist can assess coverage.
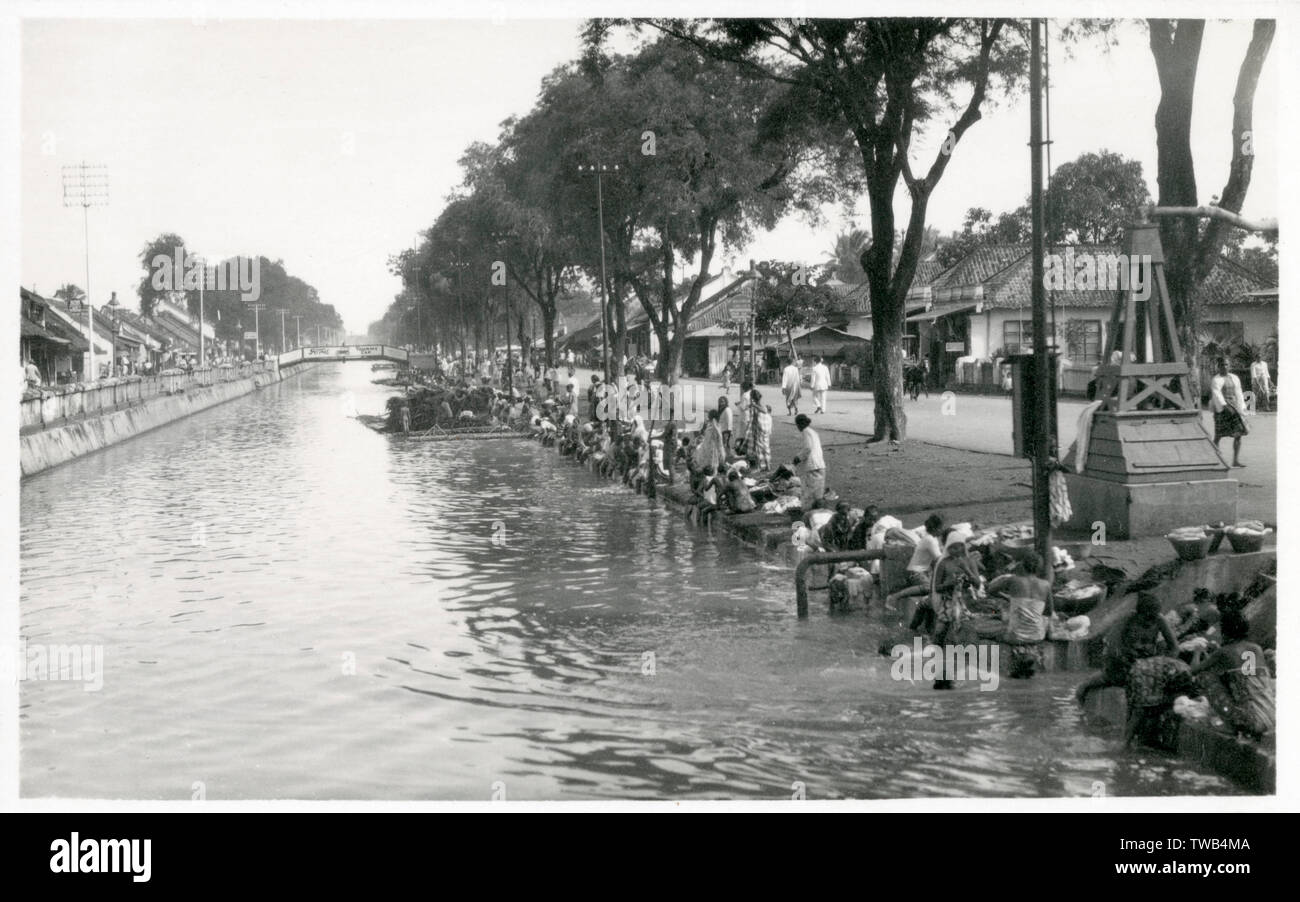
[885,513,945,614]
[1249,358,1272,412]
[810,355,832,414]
[791,414,825,510]
[781,357,802,415]
[1210,357,1247,468]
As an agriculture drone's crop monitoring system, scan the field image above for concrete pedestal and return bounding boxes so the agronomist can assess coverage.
[1063,472,1238,540]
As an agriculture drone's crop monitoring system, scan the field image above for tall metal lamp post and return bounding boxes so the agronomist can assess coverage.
[1028,17,1055,576]
[62,162,108,382]
[577,163,617,385]
[448,257,471,378]
[490,230,518,395]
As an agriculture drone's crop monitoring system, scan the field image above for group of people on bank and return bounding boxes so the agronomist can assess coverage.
[1075,587,1275,748]
[387,357,1274,753]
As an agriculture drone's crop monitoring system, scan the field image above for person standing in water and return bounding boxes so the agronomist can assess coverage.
[791,414,825,510]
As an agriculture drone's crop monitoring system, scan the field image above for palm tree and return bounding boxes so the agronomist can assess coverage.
[826,229,870,283]
[53,283,86,303]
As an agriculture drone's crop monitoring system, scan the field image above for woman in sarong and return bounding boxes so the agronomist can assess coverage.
[929,538,981,689]
[987,552,1053,679]
[692,410,726,474]
[1075,592,1179,705]
[1125,654,1200,748]
[1210,357,1248,468]
[1191,610,1274,740]
[751,395,773,473]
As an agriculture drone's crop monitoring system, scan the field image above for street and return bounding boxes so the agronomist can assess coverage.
[564,366,1276,523]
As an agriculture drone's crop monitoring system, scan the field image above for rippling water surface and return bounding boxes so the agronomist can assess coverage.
[19,364,1240,799]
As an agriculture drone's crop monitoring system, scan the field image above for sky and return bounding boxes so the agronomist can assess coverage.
[20,15,1278,335]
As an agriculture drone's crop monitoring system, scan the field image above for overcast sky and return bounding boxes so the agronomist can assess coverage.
[20,15,1277,334]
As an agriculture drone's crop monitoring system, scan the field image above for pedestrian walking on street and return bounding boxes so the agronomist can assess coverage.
[1250,356,1273,412]
[1210,357,1248,468]
[791,413,825,511]
[782,357,802,415]
[811,355,831,414]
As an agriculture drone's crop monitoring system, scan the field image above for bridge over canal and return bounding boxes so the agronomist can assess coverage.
[278,345,409,367]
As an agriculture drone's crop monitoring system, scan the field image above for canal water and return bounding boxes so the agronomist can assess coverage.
[19,363,1240,799]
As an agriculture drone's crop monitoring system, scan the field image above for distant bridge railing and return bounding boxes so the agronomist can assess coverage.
[278,345,409,367]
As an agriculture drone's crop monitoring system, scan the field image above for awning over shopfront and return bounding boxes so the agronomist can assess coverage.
[40,316,91,353]
[21,318,71,344]
[905,302,981,323]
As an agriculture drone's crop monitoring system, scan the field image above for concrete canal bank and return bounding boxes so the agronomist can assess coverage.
[20,361,321,477]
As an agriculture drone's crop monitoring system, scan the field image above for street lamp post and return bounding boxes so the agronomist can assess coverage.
[293,315,302,349]
[197,257,206,366]
[1029,18,1055,577]
[490,230,517,395]
[62,162,108,382]
[449,257,471,379]
[248,303,264,358]
[578,163,618,386]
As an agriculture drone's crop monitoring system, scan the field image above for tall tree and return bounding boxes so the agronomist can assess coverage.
[136,233,188,317]
[608,18,1027,441]
[752,261,840,354]
[575,38,848,383]
[1148,18,1274,396]
[1045,150,1150,243]
[826,229,870,283]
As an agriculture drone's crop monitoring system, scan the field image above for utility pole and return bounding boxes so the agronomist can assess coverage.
[248,303,265,358]
[578,163,617,385]
[62,162,108,382]
[1029,18,1054,576]
[279,308,287,354]
[293,315,303,349]
[196,254,207,367]
[449,256,471,379]
[491,230,516,395]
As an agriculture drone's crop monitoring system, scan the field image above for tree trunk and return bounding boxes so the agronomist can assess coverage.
[1150,18,1205,399]
[1149,18,1273,403]
[869,287,907,442]
[665,330,685,385]
[863,177,907,442]
[542,306,556,368]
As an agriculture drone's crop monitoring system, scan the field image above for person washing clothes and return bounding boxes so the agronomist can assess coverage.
[791,414,824,511]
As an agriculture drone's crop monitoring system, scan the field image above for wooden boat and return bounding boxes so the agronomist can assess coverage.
[352,414,529,440]
[356,414,390,432]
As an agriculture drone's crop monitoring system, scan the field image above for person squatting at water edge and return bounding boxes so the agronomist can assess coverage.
[383,367,1275,731]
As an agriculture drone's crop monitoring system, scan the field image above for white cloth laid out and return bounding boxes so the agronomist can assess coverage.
[858,515,902,575]
[1072,399,1104,473]
[1049,469,1072,526]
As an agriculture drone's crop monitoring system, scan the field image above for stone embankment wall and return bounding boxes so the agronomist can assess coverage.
[20,362,318,477]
